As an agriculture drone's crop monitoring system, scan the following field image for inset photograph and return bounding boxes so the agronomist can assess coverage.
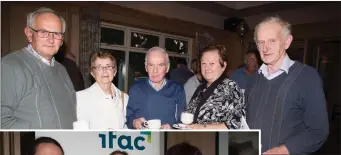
[0,131,260,155]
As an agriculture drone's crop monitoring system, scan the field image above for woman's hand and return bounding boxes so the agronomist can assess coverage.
[187,123,228,129]
[187,124,206,129]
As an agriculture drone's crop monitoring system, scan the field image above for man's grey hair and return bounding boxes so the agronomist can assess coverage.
[144,46,170,66]
[253,16,292,41]
[27,7,66,33]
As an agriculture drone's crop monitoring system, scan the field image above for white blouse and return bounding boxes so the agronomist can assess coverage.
[76,82,128,130]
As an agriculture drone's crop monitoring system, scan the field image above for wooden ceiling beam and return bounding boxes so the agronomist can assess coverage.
[237,1,330,17]
[176,1,332,19]
[176,1,237,17]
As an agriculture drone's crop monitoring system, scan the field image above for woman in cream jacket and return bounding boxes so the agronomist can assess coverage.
[76,51,128,129]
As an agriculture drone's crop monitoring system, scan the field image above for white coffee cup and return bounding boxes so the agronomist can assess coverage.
[143,119,161,129]
[181,112,194,125]
[73,120,90,130]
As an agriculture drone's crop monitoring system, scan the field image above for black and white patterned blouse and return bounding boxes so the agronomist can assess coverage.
[187,75,245,129]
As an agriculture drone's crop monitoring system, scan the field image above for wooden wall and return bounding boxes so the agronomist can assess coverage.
[1,1,244,69]
[243,20,341,52]
[3,2,338,71]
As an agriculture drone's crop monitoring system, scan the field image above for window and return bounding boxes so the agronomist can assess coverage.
[169,56,188,72]
[165,38,188,54]
[100,23,192,92]
[101,27,125,46]
[131,32,159,49]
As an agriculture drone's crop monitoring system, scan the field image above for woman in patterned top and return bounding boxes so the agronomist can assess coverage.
[186,44,245,129]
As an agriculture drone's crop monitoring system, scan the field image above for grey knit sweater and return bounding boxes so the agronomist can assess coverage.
[1,48,77,129]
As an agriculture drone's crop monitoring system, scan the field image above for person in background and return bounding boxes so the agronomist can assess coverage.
[190,59,199,73]
[77,51,128,129]
[170,58,194,86]
[126,47,186,129]
[229,50,260,90]
[165,142,203,155]
[29,137,64,155]
[186,44,245,129]
[109,150,128,155]
[246,16,328,155]
[54,43,85,91]
[184,59,205,106]
[1,7,76,129]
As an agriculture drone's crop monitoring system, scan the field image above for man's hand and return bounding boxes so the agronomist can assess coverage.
[133,117,146,129]
[160,124,171,129]
[263,145,289,155]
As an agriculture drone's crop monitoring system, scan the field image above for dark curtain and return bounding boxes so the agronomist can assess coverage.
[79,7,100,87]
[195,32,215,59]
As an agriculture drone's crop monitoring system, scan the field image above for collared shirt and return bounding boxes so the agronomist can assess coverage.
[258,54,295,80]
[148,78,167,91]
[26,44,55,66]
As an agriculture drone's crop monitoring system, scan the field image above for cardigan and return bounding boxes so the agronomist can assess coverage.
[76,82,128,129]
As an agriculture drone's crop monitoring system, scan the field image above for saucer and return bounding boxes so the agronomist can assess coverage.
[172,123,191,130]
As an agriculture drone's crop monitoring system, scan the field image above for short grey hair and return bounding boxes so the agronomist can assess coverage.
[144,46,170,66]
[253,16,292,41]
[27,7,66,33]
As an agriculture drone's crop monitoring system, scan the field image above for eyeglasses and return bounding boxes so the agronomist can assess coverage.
[92,66,116,71]
[29,27,64,40]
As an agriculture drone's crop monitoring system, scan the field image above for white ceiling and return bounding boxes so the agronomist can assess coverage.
[216,1,273,10]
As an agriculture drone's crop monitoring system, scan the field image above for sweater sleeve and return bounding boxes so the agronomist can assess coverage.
[125,84,143,129]
[1,60,31,129]
[285,70,329,154]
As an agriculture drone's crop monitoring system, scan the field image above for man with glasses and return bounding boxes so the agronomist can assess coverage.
[1,7,76,129]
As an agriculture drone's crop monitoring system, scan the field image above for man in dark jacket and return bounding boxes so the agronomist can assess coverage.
[55,43,85,91]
